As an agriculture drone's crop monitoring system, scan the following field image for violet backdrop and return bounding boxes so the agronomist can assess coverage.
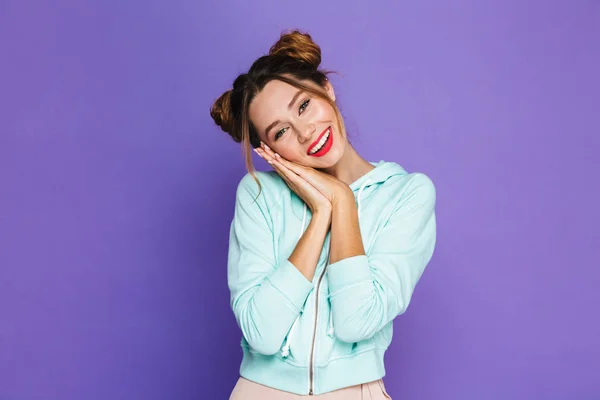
[1,0,599,399]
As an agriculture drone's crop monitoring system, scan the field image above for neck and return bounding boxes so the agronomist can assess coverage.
[319,140,375,186]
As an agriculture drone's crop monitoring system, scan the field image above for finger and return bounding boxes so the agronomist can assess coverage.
[253,148,264,159]
[260,141,271,152]
[271,153,328,191]
[260,142,287,163]
[268,156,327,203]
[270,159,302,195]
[259,146,302,182]
[260,142,276,159]
[256,147,275,164]
[259,143,328,194]
[258,149,294,186]
[259,143,305,177]
[271,157,309,187]
[272,153,306,176]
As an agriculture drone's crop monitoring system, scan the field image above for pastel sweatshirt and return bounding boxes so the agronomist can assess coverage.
[227,160,436,395]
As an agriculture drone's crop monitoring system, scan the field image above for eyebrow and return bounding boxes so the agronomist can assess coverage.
[264,90,304,138]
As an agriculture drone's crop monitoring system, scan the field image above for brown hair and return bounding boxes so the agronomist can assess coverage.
[210,29,346,190]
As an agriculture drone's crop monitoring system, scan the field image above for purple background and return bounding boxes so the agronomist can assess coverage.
[1,1,599,399]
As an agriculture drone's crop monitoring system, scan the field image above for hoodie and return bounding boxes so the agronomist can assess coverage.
[227,160,436,395]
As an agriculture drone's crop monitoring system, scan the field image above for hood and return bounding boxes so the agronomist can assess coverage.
[349,160,408,198]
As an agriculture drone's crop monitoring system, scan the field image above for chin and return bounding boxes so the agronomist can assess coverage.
[308,148,343,169]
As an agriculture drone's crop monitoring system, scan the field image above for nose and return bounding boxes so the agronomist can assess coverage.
[297,123,315,143]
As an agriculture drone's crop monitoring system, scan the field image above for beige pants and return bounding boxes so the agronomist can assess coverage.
[229,377,392,399]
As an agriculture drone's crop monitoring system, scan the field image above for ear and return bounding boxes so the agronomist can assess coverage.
[323,79,336,102]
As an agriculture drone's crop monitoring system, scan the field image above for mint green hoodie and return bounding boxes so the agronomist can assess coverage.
[227,160,436,395]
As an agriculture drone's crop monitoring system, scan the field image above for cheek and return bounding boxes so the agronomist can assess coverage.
[280,147,302,162]
[270,141,299,161]
[315,102,334,120]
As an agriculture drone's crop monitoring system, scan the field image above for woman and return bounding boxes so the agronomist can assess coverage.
[210,29,436,399]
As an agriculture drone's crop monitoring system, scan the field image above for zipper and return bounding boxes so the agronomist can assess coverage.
[308,241,330,396]
[308,266,326,395]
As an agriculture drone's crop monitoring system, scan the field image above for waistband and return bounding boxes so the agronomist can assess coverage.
[239,347,386,395]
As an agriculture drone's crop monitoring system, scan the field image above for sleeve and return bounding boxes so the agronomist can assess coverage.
[327,173,437,343]
[227,173,314,355]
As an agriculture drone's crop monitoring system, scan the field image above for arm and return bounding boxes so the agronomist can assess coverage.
[228,174,329,355]
[329,188,365,265]
[327,174,437,343]
[290,210,331,281]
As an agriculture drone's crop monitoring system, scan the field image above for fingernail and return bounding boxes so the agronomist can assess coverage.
[264,144,271,151]
[274,153,281,158]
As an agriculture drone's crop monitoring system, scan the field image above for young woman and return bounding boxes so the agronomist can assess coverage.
[210,30,436,399]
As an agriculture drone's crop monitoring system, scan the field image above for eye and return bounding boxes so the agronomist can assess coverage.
[274,127,286,140]
[299,99,310,114]
[273,99,310,141]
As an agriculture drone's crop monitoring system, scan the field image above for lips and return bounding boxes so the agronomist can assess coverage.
[307,126,333,157]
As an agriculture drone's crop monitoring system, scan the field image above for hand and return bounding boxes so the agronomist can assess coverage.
[254,144,332,216]
[256,142,353,207]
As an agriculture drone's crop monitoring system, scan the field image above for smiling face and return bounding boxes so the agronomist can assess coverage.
[248,78,346,168]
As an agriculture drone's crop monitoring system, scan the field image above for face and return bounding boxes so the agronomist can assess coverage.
[248,78,346,168]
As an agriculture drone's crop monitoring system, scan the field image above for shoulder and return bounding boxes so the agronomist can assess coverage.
[235,170,288,204]
[387,171,436,210]
[406,172,435,198]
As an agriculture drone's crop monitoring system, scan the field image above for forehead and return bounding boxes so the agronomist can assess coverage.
[249,79,298,127]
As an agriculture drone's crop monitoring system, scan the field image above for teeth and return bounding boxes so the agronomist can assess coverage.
[309,128,331,155]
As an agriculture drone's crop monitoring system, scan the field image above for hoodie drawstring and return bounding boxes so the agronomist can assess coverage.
[357,179,370,218]
[280,314,300,358]
[282,179,372,356]
[327,179,371,339]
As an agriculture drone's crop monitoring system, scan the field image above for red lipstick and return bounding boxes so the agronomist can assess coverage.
[307,127,333,157]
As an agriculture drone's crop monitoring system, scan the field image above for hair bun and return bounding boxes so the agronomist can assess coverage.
[269,29,321,70]
[210,90,238,140]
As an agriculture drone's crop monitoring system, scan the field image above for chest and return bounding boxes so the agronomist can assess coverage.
[270,192,393,282]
